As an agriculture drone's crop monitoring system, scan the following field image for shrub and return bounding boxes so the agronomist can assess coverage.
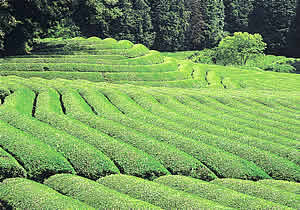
[80,88,270,180]
[0,119,75,181]
[62,88,215,180]
[189,49,217,64]
[0,89,121,180]
[0,148,27,181]
[125,44,149,58]
[0,71,105,82]
[155,175,290,209]
[264,64,296,73]
[0,58,178,72]
[34,88,168,180]
[120,88,300,181]
[212,178,300,209]
[0,178,93,209]
[258,179,300,194]
[44,174,160,209]
[98,174,230,209]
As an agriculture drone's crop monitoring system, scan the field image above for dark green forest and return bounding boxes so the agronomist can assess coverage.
[0,0,299,57]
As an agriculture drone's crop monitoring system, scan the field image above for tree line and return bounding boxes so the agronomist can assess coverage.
[0,0,299,56]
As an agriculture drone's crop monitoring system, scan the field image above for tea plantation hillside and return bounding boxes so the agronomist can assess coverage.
[0,37,299,209]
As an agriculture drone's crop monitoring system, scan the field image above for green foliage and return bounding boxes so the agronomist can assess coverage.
[150,0,190,51]
[223,0,255,32]
[0,118,75,181]
[155,175,291,209]
[187,0,225,50]
[0,148,27,181]
[44,174,161,209]
[64,88,212,180]
[258,179,300,194]
[189,49,216,64]
[248,0,297,54]
[212,178,300,209]
[216,32,266,65]
[0,178,94,209]
[98,174,231,209]
[73,0,155,47]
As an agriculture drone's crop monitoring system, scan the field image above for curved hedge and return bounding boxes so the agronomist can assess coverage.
[0,71,106,82]
[212,179,300,209]
[120,89,300,181]
[258,179,300,194]
[0,178,94,209]
[44,174,160,209]
[94,88,270,180]
[0,120,75,181]
[0,147,27,181]
[0,58,178,72]
[0,89,121,180]
[98,174,232,209]
[154,175,291,209]
[62,88,215,180]
[35,88,169,180]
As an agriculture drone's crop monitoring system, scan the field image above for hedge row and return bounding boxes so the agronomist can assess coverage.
[154,175,291,209]
[62,88,215,180]
[212,94,300,129]
[35,88,169,180]
[148,92,300,164]
[44,174,160,209]
[258,179,300,194]
[98,174,231,209]
[192,64,209,87]
[0,119,75,181]
[0,58,178,72]
[212,179,300,209]
[104,71,189,82]
[0,178,94,209]
[0,51,163,65]
[80,88,270,180]
[206,71,224,88]
[102,87,300,181]
[172,93,299,149]
[113,79,207,88]
[184,94,300,148]
[207,94,300,138]
[34,40,134,53]
[0,147,27,181]
[7,54,128,59]
[0,71,106,82]
[0,89,121,180]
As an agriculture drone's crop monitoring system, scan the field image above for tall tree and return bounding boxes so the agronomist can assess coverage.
[149,0,190,51]
[186,0,224,50]
[73,0,155,47]
[248,0,297,54]
[223,0,255,33]
[0,0,72,56]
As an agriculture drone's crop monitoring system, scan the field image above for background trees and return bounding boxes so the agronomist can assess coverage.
[0,0,298,56]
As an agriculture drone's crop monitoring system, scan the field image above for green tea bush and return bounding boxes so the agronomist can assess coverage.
[0,178,94,209]
[258,179,300,194]
[155,175,290,209]
[206,71,224,88]
[0,120,75,181]
[82,88,269,180]
[104,88,299,181]
[63,89,215,180]
[125,44,149,58]
[44,174,160,209]
[98,174,231,209]
[35,88,168,180]
[0,59,178,72]
[0,89,120,180]
[212,179,300,209]
[104,71,188,82]
[0,148,27,181]
[0,71,105,82]
[114,79,206,88]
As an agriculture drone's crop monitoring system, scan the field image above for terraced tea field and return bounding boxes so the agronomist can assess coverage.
[0,37,299,209]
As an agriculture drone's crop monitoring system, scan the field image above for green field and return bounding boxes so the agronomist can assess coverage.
[0,37,299,209]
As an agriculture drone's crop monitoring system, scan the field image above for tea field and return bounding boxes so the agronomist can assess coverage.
[0,37,299,209]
